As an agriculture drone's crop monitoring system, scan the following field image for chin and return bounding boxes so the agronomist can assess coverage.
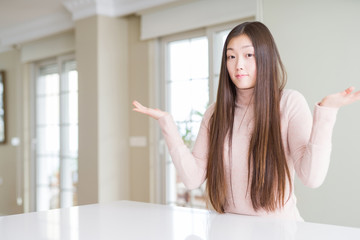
[236,86,255,90]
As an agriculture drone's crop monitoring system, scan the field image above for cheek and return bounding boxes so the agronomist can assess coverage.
[227,61,234,72]
[251,62,257,75]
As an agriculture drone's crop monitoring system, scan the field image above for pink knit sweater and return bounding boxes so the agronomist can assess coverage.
[158,88,338,220]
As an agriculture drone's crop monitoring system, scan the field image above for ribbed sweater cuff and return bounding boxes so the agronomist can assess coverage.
[310,103,338,146]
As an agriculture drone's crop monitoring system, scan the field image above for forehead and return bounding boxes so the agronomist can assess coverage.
[227,34,253,50]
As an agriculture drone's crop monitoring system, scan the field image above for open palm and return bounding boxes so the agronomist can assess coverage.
[132,100,168,120]
[320,87,360,108]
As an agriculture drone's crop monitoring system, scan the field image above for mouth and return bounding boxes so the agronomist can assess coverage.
[236,74,249,78]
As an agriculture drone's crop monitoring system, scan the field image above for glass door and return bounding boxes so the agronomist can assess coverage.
[35,57,78,211]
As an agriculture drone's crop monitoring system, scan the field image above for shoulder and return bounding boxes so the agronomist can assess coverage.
[199,103,216,128]
[280,89,310,116]
[281,89,309,107]
[203,102,216,120]
[281,89,307,102]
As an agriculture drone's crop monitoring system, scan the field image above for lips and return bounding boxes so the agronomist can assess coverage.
[236,74,248,78]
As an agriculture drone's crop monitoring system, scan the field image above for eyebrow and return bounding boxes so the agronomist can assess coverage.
[227,45,254,51]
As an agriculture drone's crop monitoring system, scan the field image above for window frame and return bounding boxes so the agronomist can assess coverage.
[161,29,209,207]
[30,54,78,211]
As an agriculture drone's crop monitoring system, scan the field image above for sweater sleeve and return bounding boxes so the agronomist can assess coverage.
[286,91,338,188]
[157,105,214,189]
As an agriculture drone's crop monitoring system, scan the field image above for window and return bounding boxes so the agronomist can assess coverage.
[34,56,78,211]
[160,21,243,208]
[165,34,209,208]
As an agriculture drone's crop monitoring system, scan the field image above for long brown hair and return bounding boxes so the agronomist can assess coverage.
[206,21,291,213]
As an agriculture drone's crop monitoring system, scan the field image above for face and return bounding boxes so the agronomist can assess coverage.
[226,34,256,89]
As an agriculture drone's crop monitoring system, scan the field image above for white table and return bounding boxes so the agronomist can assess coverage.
[0,200,359,239]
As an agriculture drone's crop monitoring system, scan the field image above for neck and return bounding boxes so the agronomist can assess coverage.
[235,87,254,107]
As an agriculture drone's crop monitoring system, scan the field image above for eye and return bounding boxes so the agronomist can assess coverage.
[246,53,254,58]
[227,55,235,60]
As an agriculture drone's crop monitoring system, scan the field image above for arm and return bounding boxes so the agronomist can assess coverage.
[288,93,338,188]
[132,101,211,189]
[288,87,360,188]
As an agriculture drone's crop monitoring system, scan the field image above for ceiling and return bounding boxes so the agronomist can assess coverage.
[0,0,183,52]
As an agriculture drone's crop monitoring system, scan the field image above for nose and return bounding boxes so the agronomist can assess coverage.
[236,58,244,70]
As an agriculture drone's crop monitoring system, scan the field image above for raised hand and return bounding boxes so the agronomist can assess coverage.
[319,87,360,108]
[132,100,168,120]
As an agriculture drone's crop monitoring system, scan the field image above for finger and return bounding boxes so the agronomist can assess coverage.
[354,90,360,96]
[346,89,360,101]
[133,107,145,113]
[344,86,355,95]
[132,100,144,108]
[353,90,360,100]
[132,102,148,114]
[133,101,150,114]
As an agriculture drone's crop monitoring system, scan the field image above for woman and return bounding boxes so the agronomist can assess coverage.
[132,21,360,220]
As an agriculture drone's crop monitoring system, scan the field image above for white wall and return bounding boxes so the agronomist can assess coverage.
[263,0,360,227]
[0,50,23,215]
